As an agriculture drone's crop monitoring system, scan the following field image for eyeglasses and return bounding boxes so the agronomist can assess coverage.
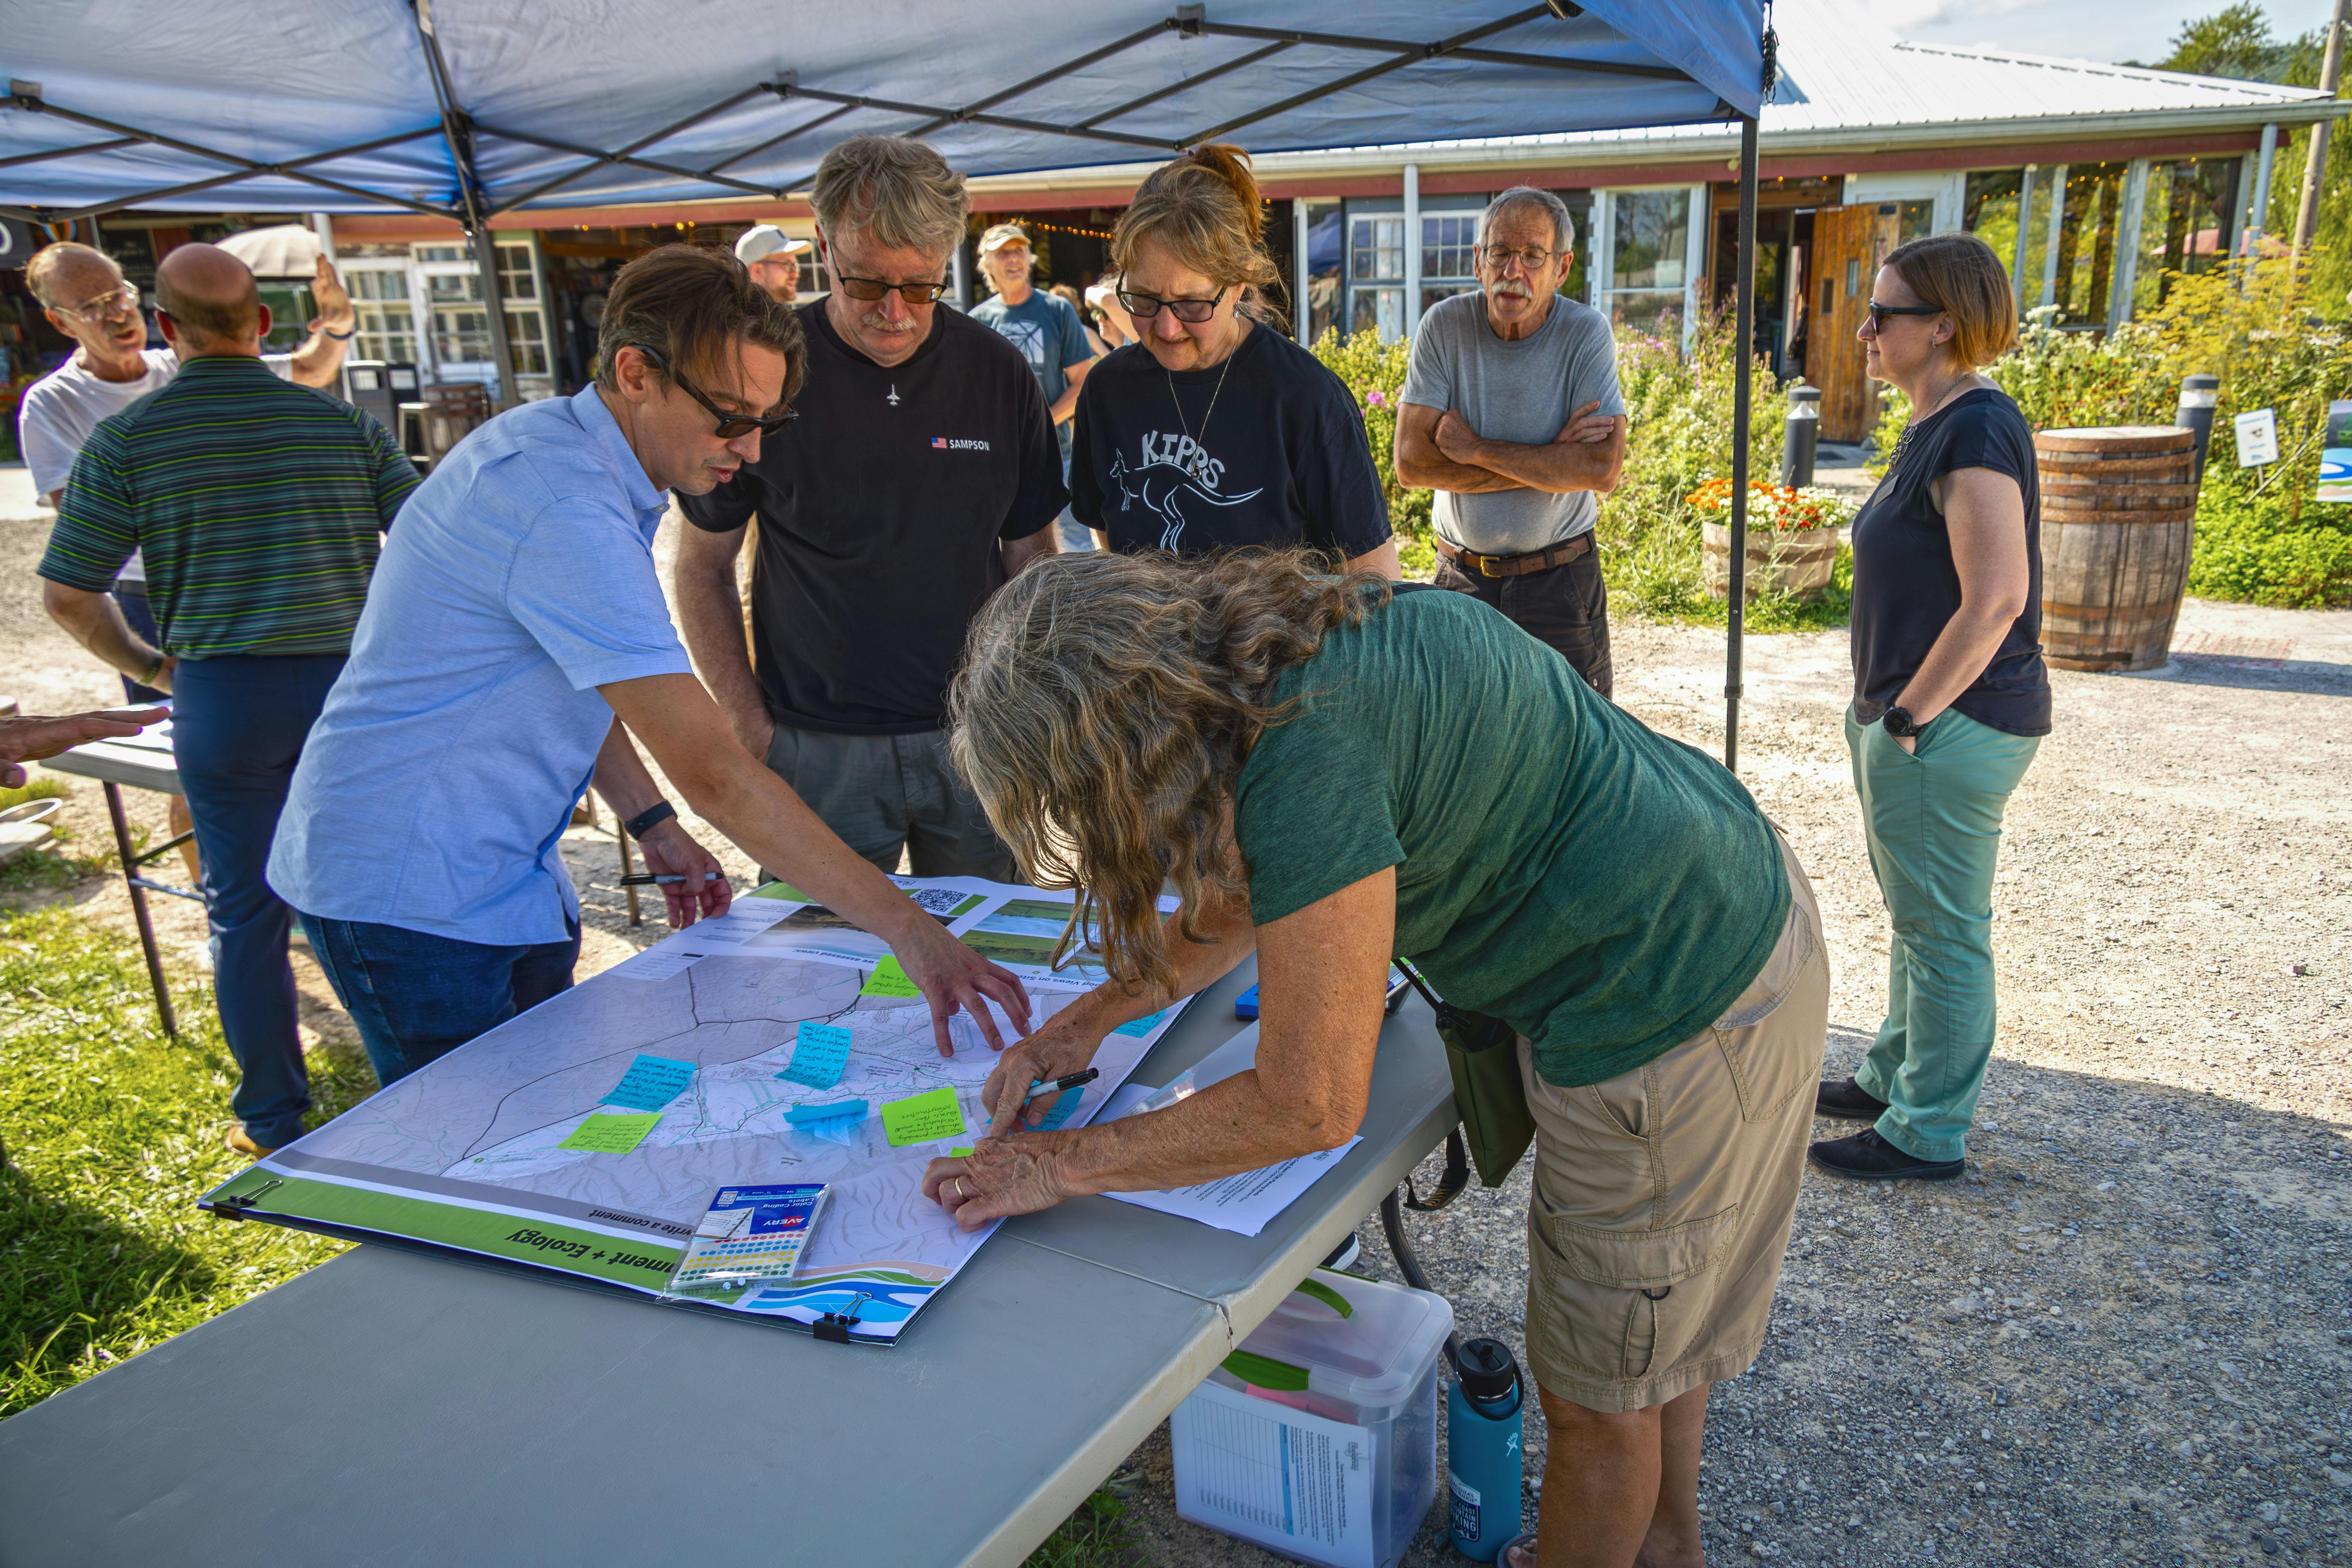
[1866,301,1943,331]
[1115,284,1229,324]
[1479,245,1564,273]
[830,268,951,305]
[623,343,798,438]
[58,282,142,326]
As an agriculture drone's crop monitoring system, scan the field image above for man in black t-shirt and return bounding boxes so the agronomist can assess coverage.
[674,138,1064,880]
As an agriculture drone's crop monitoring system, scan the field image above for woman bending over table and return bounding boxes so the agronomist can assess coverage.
[927,550,1828,1568]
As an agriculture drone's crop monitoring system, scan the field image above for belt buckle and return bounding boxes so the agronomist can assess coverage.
[1478,553,1502,577]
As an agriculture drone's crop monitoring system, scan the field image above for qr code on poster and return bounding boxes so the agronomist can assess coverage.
[908,888,964,915]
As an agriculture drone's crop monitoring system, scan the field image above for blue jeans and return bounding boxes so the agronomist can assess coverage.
[171,653,346,1148]
[297,914,580,1087]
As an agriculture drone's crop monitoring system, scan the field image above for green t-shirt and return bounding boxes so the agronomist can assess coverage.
[1232,587,1791,1088]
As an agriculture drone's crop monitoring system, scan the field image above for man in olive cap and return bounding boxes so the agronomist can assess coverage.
[734,224,810,306]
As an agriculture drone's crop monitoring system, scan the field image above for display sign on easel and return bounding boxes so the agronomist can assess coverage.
[2233,407,2278,467]
[2318,401,2352,504]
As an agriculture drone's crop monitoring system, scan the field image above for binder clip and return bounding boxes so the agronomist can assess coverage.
[208,1177,283,1217]
[812,1292,871,1343]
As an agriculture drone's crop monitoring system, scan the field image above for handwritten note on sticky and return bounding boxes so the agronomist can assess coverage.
[860,957,922,998]
[1035,1087,1084,1130]
[1112,1008,1170,1039]
[602,1054,696,1111]
[881,1086,966,1147]
[784,1099,866,1126]
[782,1021,853,1089]
[558,1112,662,1153]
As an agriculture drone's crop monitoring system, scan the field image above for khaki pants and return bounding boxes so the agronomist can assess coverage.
[1519,832,1828,1413]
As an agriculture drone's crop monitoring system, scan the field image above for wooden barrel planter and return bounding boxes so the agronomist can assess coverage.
[1701,522,1840,601]
[2035,426,2199,672]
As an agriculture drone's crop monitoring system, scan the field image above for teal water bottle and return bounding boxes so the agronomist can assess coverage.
[1447,1338,1525,1560]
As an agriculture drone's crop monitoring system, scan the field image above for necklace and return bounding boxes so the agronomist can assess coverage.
[1888,372,1979,473]
[1167,351,1236,450]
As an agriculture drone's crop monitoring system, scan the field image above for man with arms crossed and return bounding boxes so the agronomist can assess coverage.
[1394,187,1627,695]
[271,245,1030,1096]
[17,240,358,875]
[674,138,1064,884]
[40,244,417,1158]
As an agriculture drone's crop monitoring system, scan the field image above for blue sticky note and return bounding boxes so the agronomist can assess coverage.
[602,1053,697,1112]
[785,1098,867,1127]
[782,1021,853,1090]
[1034,1087,1084,1130]
[1112,1009,1170,1039]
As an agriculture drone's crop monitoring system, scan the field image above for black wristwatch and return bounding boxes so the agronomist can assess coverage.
[1882,705,1923,739]
[623,801,677,841]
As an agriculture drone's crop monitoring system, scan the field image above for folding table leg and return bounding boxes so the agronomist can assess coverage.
[103,781,178,1039]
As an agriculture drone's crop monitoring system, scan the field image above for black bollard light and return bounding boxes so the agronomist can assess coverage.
[2176,374,2219,486]
[1782,383,1821,487]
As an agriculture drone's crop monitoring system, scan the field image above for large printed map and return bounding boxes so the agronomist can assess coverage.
[201,877,1182,1342]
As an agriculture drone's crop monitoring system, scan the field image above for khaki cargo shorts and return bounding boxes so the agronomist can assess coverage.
[1519,830,1828,1413]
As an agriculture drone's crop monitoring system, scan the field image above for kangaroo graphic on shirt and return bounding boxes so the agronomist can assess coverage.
[1110,433,1264,553]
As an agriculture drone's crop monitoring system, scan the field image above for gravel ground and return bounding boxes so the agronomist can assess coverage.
[5,467,2349,1566]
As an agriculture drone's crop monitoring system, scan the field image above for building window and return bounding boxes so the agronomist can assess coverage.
[1348,216,1406,339]
[346,266,418,363]
[1602,187,1694,337]
[411,239,553,390]
[2135,157,2243,313]
[1419,212,1481,319]
[1302,200,1343,346]
[2045,162,2130,329]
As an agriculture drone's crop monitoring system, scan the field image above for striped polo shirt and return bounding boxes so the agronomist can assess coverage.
[38,355,421,658]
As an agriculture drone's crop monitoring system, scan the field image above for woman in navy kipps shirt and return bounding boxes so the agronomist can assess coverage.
[1812,232,2050,1184]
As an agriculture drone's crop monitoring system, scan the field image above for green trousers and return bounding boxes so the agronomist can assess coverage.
[1844,708,2040,1162]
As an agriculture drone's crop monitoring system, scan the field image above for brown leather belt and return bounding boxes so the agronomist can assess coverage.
[1434,532,1593,579]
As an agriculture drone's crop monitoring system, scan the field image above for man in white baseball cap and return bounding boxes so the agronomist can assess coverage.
[734,224,811,305]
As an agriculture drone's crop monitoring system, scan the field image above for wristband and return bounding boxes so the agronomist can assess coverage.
[139,655,165,687]
[623,801,677,841]
[323,325,357,340]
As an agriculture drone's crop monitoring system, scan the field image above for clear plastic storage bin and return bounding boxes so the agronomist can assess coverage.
[1171,1269,1455,1568]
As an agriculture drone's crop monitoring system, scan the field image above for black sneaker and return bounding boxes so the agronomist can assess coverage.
[1808,1128,1963,1182]
[1321,1233,1362,1272]
[1816,1076,1890,1120]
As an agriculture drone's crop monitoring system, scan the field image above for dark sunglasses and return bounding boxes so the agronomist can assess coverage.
[1116,283,1229,324]
[830,271,951,305]
[1866,301,1943,331]
[625,343,797,438]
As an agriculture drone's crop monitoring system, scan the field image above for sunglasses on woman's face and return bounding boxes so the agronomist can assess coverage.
[625,343,797,438]
[1866,301,1943,331]
[1116,284,1229,324]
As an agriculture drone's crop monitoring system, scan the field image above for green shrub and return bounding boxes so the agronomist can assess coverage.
[1309,329,1434,576]
[2186,488,2352,607]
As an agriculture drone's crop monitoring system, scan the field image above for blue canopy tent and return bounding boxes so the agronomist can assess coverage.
[3,0,1775,763]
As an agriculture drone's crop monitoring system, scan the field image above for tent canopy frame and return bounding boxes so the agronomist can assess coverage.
[3,0,1774,766]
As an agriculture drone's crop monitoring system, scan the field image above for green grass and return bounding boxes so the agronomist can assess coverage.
[0,904,1153,1562]
[0,904,374,1417]
[0,778,116,894]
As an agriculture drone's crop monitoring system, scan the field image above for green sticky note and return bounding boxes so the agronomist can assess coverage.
[881,1087,966,1147]
[949,1145,975,1158]
[558,1111,662,1153]
[749,881,811,902]
[861,957,921,998]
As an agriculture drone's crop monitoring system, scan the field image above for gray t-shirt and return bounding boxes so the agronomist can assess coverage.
[1400,291,1625,555]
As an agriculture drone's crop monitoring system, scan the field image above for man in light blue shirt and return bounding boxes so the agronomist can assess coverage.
[271,246,1030,1100]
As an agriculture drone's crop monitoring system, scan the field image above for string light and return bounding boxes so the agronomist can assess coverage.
[991,215,1116,242]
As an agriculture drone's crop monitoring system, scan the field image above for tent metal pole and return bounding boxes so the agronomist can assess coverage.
[410,0,520,409]
[1725,113,1759,773]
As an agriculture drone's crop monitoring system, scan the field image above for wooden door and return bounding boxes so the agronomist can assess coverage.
[1808,204,1905,443]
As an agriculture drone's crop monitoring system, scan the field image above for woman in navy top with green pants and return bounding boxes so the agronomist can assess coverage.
[1813,232,2051,1182]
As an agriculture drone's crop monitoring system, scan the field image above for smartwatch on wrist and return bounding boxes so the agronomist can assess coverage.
[623,801,677,841]
[1881,705,1922,739]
